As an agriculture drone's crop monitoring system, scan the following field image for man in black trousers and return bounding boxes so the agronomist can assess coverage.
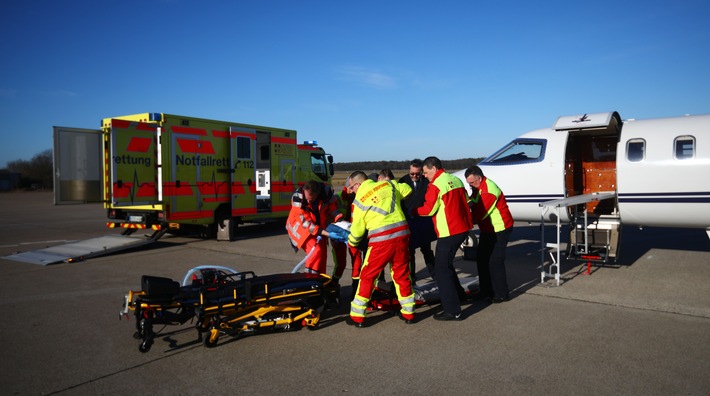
[398,159,437,281]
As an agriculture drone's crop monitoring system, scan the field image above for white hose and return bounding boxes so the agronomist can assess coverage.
[181,265,239,286]
[291,236,321,273]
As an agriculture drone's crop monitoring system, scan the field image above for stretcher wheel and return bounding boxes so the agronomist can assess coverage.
[303,313,320,330]
[203,328,219,348]
[139,336,153,353]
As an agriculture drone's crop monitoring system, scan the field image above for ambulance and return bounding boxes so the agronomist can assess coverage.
[53,113,334,242]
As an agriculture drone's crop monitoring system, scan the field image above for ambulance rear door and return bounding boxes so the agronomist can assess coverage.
[109,119,160,207]
[52,126,103,204]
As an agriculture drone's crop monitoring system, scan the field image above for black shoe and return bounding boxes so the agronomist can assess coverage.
[345,316,365,328]
[433,312,462,321]
[470,292,491,301]
[490,297,509,304]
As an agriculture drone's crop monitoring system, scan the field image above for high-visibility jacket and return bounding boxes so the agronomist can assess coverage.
[286,183,343,250]
[416,169,472,238]
[348,180,411,247]
[469,176,514,233]
[335,187,355,221]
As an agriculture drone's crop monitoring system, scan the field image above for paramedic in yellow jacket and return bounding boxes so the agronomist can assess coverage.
[346,171,416,327]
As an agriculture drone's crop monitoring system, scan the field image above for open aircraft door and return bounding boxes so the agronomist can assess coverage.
[557,112,622,263]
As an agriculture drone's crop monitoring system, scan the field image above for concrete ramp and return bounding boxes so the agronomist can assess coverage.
[3,235,158,265]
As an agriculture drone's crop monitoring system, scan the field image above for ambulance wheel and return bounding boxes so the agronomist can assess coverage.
[203,328,219,348]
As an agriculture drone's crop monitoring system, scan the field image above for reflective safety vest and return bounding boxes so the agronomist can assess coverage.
[335,187,355,221]
[469,176,514,233]
[417,169,473,238]
[286,184,343,250]
[348,180,410,247]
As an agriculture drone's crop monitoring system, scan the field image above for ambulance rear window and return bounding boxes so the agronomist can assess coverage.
[481,139,546,165]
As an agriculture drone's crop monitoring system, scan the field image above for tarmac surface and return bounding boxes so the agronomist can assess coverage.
[1,191,709,395]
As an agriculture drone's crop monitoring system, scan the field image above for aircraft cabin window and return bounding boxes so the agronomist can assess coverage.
[626,139,645,162]
[674,136,695,160]
[481,139,546,164]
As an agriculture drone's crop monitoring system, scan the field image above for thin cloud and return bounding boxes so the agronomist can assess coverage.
[43,90,79,98]
[336,65,397,89]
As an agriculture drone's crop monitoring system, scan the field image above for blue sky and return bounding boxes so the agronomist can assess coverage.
[1,0,709,168]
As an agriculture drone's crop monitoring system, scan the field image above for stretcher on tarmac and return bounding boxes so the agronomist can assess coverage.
[368,276,480,311]
[120,266,340,353]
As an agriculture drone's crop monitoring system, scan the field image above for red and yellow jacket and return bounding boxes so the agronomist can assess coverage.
[416,169,472,238]
[286,184,343,250]
[470,176,514,233]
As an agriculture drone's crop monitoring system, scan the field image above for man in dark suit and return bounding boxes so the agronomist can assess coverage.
[398,159,437,281]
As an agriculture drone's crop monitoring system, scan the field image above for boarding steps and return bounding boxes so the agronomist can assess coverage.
[539,192,619,285]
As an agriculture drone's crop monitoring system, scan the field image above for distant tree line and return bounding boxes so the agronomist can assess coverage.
[2,149,53,190]
[334,158,485,172]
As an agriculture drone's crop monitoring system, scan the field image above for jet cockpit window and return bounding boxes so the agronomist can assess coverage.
[674,136,695,160]
[480,139,546,165]
[626,139,645,162]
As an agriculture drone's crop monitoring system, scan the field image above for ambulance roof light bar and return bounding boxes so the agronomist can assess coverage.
[302,140,318,146]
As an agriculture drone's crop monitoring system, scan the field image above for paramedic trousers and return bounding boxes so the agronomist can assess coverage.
[476,227,512,300]
[331,241,363,280]
[350,235,415,323]
[303,236,329,274]
[434,231,468,315]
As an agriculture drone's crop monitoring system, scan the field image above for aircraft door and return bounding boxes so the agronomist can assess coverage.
[555,112,622,262]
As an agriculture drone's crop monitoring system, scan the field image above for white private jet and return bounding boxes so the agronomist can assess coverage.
[453,111,709,281]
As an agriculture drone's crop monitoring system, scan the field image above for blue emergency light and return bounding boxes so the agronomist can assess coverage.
[303,140,318,145]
